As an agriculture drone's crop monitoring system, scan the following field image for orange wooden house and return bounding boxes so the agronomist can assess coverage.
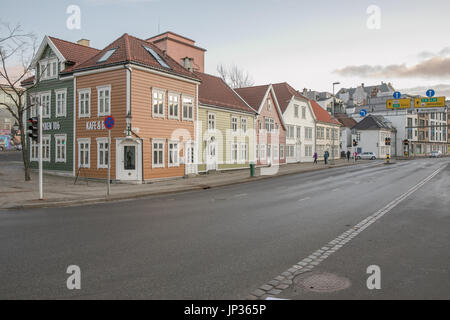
[73,33,201,182]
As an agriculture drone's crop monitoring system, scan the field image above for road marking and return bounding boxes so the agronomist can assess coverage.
[247,164,447,300]
[298,197,311,202]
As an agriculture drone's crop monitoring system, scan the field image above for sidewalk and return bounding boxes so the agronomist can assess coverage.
[0,158,370,210]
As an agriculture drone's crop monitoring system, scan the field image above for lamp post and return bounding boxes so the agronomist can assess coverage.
[126,112,132,137]
[331,82,340,164]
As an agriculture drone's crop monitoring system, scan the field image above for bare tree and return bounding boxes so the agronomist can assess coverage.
[216,63,254,89]
[0,22,38,181]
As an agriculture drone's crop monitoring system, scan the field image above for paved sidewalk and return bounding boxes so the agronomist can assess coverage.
[0,155,371,209]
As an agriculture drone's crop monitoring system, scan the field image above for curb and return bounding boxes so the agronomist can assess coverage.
[4,161,374,210]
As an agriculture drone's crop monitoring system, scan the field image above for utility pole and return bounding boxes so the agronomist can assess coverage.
[38,103,43,200]
[331,82,340,164]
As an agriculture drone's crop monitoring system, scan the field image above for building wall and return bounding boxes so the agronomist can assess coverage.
[255,90,286,166]
[282,97,315,163]
[356,129,392,159]
[315,123,340,160]
[197,105,255,172]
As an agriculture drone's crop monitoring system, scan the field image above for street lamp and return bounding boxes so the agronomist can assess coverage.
[331,82,341,164]
[126,111,132,137]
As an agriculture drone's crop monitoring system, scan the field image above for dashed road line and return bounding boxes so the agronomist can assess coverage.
[246,164,447,300]
[297,197,311,202]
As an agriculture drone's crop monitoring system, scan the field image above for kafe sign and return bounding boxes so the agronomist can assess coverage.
[86,120,106,130]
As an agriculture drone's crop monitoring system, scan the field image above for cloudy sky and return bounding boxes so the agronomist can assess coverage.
[2,0,450,95]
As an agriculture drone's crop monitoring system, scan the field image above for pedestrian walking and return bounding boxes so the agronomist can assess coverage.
[324,150,329,165]
[347,150,351,162]
[313,152,318,164]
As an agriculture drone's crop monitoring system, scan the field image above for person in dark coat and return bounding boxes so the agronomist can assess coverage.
[313,152,318,164]
[347,150,351,162]
[324,151,329,165]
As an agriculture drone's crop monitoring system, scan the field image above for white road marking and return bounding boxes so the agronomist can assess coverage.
[298,197,311,202]
[248,164,447,300]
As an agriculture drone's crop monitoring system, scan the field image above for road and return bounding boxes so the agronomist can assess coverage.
[0,158,449,299]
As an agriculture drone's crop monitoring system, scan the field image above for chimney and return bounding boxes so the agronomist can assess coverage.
[181,57,193,72]
[77,39,90,47]
[361,83,365,88]
[302,88,308,95]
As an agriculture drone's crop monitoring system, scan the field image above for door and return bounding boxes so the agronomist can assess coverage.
[206,140,217,171]
[296,143,301,162]
[118,142,138,181]
[185,142,196,175]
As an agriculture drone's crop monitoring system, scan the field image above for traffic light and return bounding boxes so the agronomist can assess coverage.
[385,137,391,146]
[403,139,409,146]
[28,117,39,142]
[353,139,358,147]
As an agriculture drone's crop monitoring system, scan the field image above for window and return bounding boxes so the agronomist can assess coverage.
[231,116,238,132]
[256,145,259,160]
[168,141,179,167]
[287,145,295,158]
[30,139,38,161]
[97,86,111,116]
[260,144,266,160]
[305,127,313,140]
[182,96,194,120]
[273,145,279,159]
[97,138,109,169]
[280,145,285,159]
[305,145,313,157]
[98,48,117,63]
[265,118,274,132]
[241,118,247,133]
[258,121,262,132]
[152,89,165,118]
[231,143,238,162]
[40,92,51,118]
[78,139,90,168]
[168,93,179,119]
[42,135,51,162]
[326,128,330,139]
[296,126,301,139]
[302,106,306,119]
[152,139,165,168]
[240,143,248,162]
[267,99,272,111]
[143,46,171,69]
[208,113,216,131]
[287,125,295,139]
[29,94,37,117]
[55,89,67,117]
[55,134,67,163]
[79,89,91,117]
[39,58,58,80]
[294,105,299,118]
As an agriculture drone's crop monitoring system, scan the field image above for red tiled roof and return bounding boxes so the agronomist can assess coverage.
[272,82,308,113]
[334,114,357,128]
[309,99,340,125]
[234,84,270,111]
[194,72,256,114]
[48,36,101,73]
[73,33,200,81]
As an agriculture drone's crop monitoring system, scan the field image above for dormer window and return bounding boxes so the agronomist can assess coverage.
[39,58,58,80]
[98,48,117,63]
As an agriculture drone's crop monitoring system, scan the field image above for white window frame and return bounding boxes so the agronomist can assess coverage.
[78,138,91,168]
[96,137,109,169]
[42,135,51,162]
[231,116,238,133]
[40,92,51,119]
[30,139,38,161]
[39,58,58,81]
[240,142,248,163]
[152,88,165,118]
[231,142,238,163]
[78,89,91,118]
[208,112,216,131]
[152,139,165,168]
[241,118,247,133]
[260,144,266,161]
[168,140,180,167]
[280,145,285,159]
[168,92,180,120]
[55,134,67,163]
[267,99,272,111]
[182,95,194,121]
[97,85,111,117]
[302,106,306,119]
[294,105,299,118]
[55,88,67,117]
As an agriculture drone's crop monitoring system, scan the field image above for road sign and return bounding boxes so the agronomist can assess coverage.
[426,89,435,98]
[393,91,401,99]
[104,116,115,130]
[387,98,411,109]
[414,96,445,108]
[360,109,367,117]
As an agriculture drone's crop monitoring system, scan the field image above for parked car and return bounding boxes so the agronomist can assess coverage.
[356,152,376,160]
[429,150,442,158]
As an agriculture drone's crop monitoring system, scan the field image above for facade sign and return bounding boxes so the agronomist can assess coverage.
[42,121,61,131]
[414,97,446,108]
[86,120,106,130]
[386,98,411,109]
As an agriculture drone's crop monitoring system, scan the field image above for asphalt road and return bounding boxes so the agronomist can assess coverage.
[0,158,449,299]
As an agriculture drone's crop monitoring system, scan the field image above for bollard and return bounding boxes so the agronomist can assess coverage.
[250,163,255,177]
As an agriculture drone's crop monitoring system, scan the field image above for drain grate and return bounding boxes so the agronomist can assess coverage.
[294,272,351,293]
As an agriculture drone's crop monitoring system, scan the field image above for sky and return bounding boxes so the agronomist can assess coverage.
[2,0,450,95]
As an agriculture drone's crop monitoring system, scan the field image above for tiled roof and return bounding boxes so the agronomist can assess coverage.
[334,113,357,128]
[309,99,340,125]
[194,72,256,114]
[352,115,394,130]
[234,84,270,111]
[73,33,200,81]
[21,76,35,87]
[272,82,308,113]
[48,36,101,74]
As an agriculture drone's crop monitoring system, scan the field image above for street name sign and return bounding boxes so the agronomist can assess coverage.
[414,97,445,108]
[386,98,411,109]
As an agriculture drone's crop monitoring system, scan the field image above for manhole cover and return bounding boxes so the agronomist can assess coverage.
[294,272,350,293]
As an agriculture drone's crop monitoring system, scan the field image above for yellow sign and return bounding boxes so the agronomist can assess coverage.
[414,96,446,108]
[386,99,411,109]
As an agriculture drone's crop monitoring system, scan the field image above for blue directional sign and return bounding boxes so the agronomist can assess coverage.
[426,89,435,98]
[360,109,368,117]
[104,116,115,130]
[393,91,401,99]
